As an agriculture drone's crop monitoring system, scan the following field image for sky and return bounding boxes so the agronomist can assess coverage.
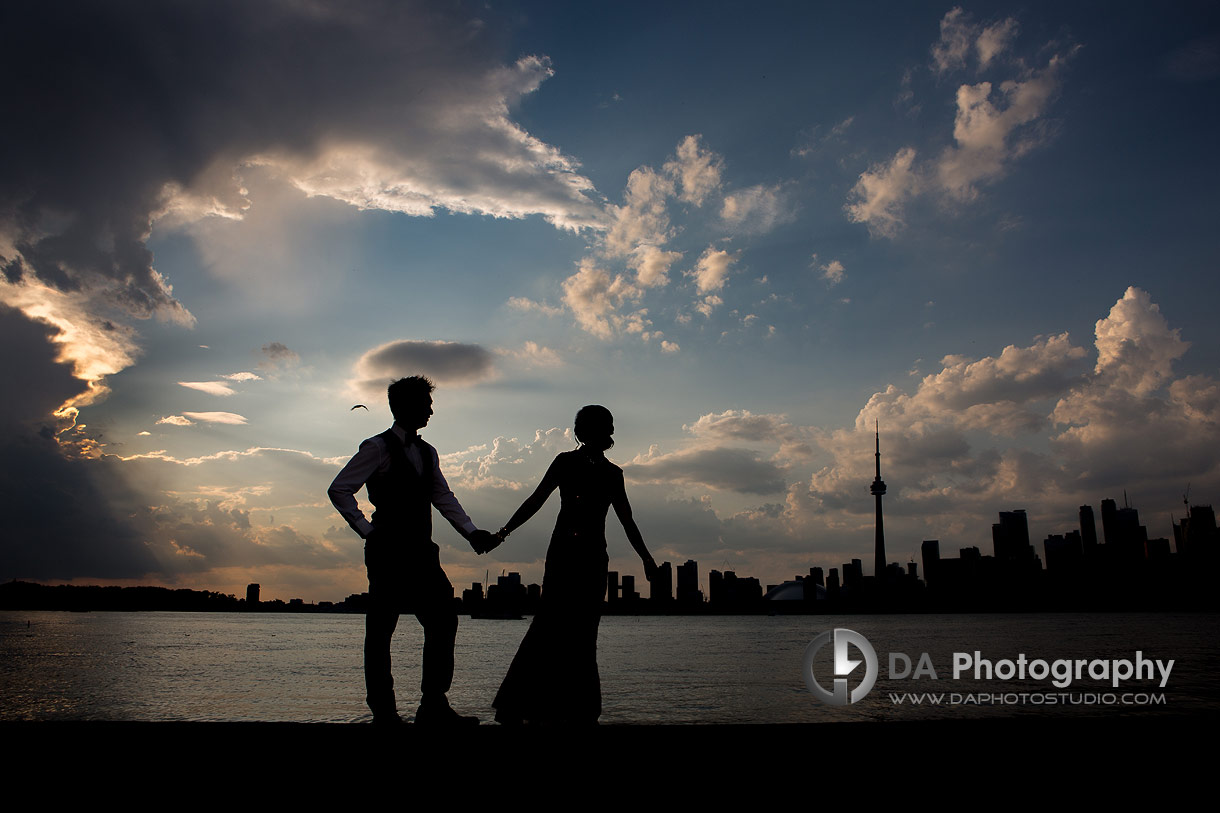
[2,0,1218,602]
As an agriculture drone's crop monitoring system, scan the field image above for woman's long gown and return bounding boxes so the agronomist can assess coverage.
[492,448,624,724]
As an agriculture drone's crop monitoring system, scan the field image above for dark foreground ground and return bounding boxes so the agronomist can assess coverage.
[5,713,1208,794]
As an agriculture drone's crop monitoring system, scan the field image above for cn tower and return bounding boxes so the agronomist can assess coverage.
[870,421,887,577]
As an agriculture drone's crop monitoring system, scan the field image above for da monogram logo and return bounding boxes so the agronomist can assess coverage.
[803,628,879,705]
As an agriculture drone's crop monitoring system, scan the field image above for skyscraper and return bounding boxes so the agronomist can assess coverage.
[921,540,941,587]
[677,559,701,604]
[870,423,887,577]
[652,561,673,602]
[992,510,1033,560]
[1079,504,1098,556]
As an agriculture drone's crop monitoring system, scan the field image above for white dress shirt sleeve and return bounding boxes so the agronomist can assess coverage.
[327,437,383,539]
[427,445,478,539]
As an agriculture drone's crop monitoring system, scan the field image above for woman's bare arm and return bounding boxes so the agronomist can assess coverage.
[612,477,657,580]
[500,456,562,536]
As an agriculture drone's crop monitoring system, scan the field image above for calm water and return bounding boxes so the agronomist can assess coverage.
[2,611,1216,723]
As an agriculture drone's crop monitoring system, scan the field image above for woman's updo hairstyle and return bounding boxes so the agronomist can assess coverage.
[574,405,614,451]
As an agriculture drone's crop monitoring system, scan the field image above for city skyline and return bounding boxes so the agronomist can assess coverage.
[2,2,1218,602]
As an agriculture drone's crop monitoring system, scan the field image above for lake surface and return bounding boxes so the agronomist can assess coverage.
[2,611,1216,723]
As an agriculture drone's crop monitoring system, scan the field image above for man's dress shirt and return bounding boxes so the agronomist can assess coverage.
[328,422,477,541]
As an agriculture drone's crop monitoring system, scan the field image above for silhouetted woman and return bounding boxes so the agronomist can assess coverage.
[492,405,657,725]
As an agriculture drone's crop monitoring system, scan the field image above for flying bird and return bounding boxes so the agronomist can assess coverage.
[351,404,368,411]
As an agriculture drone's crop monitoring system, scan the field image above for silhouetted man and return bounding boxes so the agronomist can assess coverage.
[329,375,498,725]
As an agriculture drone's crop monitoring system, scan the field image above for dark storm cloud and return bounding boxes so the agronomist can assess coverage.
[0,306,158,579]
[0,0,602,323]
[125,499,348,573]
[353,339,495,394]
[0,304,83,428]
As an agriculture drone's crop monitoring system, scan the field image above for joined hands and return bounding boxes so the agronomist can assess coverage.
[470,529,504,555]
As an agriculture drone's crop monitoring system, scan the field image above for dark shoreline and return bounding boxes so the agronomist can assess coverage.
[5,580,1219,614]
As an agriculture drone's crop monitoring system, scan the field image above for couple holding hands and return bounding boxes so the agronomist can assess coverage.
[328,375,657,726]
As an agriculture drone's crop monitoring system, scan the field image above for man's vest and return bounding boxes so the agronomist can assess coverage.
[365,429,433,539]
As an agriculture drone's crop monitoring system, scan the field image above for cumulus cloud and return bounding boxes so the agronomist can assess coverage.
[1050,288,1211,487]
[818,259,846,286]
[560,258,647,339]
[1089,287,1188,395]
[845,147,921,237]
[695,295,724,319]
[595,135,722,265]
[609,409,812,505]
[932,7,1019,74]
[931,7,975,74]
[158,415,194,427]
[499,341,564,368]
[976,18,1020,68]
[625,447,788,495]
[662,135,724,206]
[685,410,800,443]
[352,339,495,395]
[603,167,675,258]
[221,372,262,382]
[178,381,236,397]
[630,245,683,288]
[691,248,737,294]
[720,184,794,235]
[442,426,576,492]
[935,55,1068,202]
[542,134,745,341]
[859,332,1089,437]
[849,11,1071,236]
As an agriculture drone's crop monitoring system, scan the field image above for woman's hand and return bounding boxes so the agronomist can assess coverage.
[469,529,501,555]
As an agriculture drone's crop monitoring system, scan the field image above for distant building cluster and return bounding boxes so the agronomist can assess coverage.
[325,480,1218,614]
[915,498,1219,610]
[7,434,1214,615]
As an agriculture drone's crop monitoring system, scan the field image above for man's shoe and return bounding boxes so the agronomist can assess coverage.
[414,701,478,726]
[372,712,405,725]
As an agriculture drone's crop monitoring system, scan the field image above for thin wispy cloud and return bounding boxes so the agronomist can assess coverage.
[182,412,249,425]
[179,381,236,397]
